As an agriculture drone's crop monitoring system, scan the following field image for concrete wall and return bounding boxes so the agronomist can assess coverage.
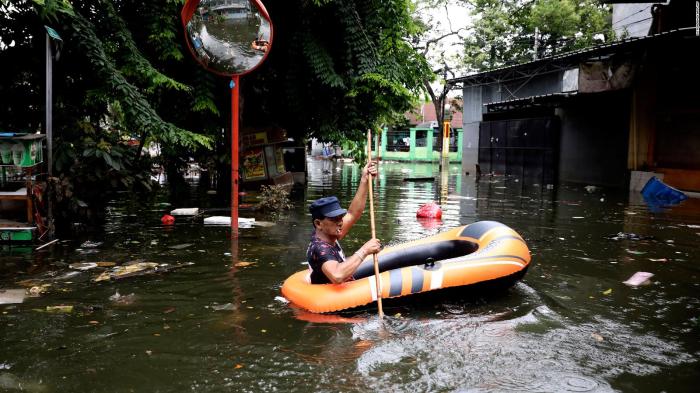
[557,90,632,187]
[461,85,482,174]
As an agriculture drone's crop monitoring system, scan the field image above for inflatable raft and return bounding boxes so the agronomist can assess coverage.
[281,221,531,313]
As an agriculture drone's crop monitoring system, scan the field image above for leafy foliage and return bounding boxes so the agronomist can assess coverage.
[261,0,432,145]
[463,0,612,71]
[258,185,293,212]
[0,0,432,230]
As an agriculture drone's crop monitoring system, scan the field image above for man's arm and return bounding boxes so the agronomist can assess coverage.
[320,239,381,283]
[338,161,376,240]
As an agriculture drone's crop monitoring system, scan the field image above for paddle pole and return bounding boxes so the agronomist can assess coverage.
[366,130,384,318]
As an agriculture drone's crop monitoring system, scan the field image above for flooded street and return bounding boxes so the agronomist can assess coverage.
[1,160,699,392]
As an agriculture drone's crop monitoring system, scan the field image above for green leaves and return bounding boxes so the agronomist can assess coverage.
[463,0,612,71]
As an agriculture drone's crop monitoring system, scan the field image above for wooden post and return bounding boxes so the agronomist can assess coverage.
[367,130,384,318]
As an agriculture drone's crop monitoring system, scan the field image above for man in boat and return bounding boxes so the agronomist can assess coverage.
[307,162,381,284]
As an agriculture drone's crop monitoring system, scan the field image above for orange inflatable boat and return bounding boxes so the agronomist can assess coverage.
[281,221,531,313]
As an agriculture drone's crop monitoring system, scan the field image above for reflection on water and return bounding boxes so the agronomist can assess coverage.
[186,0,271,74]
[1,159,699,391]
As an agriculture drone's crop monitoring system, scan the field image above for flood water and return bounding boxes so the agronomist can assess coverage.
[1,160,699,392]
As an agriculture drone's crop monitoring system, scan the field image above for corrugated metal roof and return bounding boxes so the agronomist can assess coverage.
[484,92,576,107]
[448,28,695,85]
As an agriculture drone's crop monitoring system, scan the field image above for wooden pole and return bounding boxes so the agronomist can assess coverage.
[366,130,384,318]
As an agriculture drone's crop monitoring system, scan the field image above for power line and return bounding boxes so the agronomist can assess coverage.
[612,5,653,27]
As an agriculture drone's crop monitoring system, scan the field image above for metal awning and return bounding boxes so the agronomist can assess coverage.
[484,92,576,112]
[448,28,696,88]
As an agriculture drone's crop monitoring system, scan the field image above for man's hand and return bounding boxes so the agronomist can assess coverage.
[362,161,377,180]
[361,238,381,255]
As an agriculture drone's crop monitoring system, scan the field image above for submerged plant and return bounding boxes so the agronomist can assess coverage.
[258,185,293,213]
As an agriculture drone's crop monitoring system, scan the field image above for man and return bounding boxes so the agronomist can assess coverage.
[307,162,381,284]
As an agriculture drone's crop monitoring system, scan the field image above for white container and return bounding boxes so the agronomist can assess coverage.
[170,208,199,216]
[203,216,255,227]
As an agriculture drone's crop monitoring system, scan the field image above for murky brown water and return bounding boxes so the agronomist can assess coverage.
[1,159,699,392]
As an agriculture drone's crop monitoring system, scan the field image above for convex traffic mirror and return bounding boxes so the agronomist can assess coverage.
[183,0,273,76]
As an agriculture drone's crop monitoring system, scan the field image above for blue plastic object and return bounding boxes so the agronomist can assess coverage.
[641,176,688,206]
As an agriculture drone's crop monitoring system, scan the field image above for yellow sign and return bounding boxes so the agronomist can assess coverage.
[242,147,266,180]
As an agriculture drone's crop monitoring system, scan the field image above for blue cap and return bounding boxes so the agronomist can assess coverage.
[309,196,347,219]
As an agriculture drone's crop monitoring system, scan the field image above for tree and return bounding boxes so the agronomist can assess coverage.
[1,0,431,231]
[409,0,471,132]
[463,0,612,72]
[257,0,432,144]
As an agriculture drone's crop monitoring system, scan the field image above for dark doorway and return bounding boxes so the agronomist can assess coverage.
[479,117,559,185]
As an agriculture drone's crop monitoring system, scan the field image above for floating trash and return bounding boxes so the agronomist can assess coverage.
[252,221,275,227]
[93,262,190,282]
[170,208,199,216]
[623,272,654,286]
[203,216,255,227]
[211,303,236,311]
[80,241,103,248]
[69,262,98,271]
[168,243,193,250]
[45,305,73,313]
[109,290,137,306]
[274,296,289,304]
[0,289,26,305]
[605,232,653,241]
[161,214,175,225]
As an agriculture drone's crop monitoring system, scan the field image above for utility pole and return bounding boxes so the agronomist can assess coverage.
[45,26,62,240]
[533,27,539,60]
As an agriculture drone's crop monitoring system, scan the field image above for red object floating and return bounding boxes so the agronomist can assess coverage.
[416,202,442,219]
[161,214,175,225]
[417,217,442,230]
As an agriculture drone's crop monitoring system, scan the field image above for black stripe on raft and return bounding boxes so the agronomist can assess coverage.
[411,267,424,294]
[389,269,403,297]
[459,221,504,239]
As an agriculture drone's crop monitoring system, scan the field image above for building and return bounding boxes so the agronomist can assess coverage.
[381,102,464,163]
[449,0,700,192]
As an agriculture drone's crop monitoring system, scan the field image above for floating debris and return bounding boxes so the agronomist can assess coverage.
[170,208,199,216]
[203,216,255,227]
[623,272,654,286]
[252,221,275,227]
[605,232,654,241]
[648,258,668,262]
[211,303,236,311]
[168,243,193,250]
[93,262,191,282]
[45,305,73,313]
[234,261,255,267]
[81,241,103,248]
[0,289,26,305]
[0,372,47,392]
[109,290,137,306]
[28,285,51,297]
[69,262,98,271]
[274,296,289,304]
